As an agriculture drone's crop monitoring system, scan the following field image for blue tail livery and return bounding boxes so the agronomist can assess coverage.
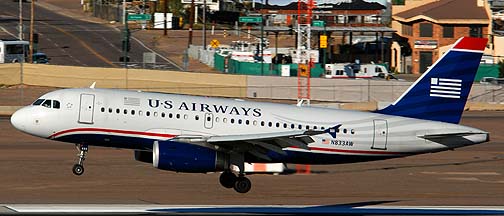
[377,37,488,124]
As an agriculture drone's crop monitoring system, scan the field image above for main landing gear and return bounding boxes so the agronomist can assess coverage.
[219,171,252,193]
[72,144,88,176]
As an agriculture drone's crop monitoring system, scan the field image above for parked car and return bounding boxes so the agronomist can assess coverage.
[480,77,504,85]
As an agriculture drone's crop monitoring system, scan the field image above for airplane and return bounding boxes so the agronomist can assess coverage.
[10,37,490,193]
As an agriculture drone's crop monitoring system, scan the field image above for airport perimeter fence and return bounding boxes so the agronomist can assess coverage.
[0,64,503,107]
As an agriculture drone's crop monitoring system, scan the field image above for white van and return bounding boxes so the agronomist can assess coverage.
[0,40,29,63]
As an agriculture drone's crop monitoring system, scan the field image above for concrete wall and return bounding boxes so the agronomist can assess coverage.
[0,64,247,98]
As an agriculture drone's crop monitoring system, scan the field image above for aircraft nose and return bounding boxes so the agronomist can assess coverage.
[10,108,27,131]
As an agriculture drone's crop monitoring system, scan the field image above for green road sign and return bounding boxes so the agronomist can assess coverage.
[312,20,325,27]
[127,14,152,21]
[239,16,262,23]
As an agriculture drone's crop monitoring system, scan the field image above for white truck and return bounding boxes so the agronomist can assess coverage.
[324,62,389,79]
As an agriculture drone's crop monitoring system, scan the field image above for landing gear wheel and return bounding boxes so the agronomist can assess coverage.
[233,176,251,193]
[72,164,84,175]
[219,171,237,188]
[72,144,88,176]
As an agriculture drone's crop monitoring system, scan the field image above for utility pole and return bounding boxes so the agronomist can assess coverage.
[202,0,206,49]
[163,0,168,36]
[188,0,195,47]
[18,0,23,40]
[29,0,34,63]
[18,0,24,105]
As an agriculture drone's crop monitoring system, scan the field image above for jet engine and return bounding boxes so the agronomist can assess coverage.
[152,141,229,173]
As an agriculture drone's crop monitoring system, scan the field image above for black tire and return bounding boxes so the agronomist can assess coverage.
[233,177,251,193]
[72,164,84,176]
[219,171,236,189]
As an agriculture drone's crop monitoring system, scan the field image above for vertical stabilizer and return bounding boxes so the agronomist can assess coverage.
[377,37,487,124]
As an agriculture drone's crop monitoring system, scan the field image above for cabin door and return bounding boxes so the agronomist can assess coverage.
[372,119,388,150]
[78,94,95,124]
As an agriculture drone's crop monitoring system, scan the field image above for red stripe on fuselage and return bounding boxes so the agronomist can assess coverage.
[289,146,407,155]
[49,128,177,139]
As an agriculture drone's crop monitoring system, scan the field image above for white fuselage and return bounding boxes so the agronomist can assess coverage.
[11,88,489,164]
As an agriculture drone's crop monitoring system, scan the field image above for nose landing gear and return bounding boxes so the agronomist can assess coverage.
[72,144,88,176]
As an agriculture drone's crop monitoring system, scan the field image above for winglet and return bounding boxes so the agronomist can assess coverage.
[89,82,96,89]
[324,124,342,138]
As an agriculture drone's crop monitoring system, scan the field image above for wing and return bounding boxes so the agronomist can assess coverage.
[170,124,342,161]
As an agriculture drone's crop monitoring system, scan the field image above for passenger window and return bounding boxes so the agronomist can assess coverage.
[154,112,158,117]
[139,111,143,116]
[146,111,150,116]
[176,114,180,119]
[215,117,220,122]
[161,112,165,118]
[32,99,44,106]
[313,126,317,130]
[231,119,235,124]
[268,122,272,127]
[123,109,128,114]
[223,118,227,123]
[109,108,113,113]
[343,129,347,134]
[253,120,257,126]
[101,107,105,112]
[351,129,355,134]
[169,113,173,118]
[298,125,302,129]
[131,110,135,115]
[261,121,265,126]
[283,123,287,128]
[321,127,325,130]
[195,115,200,120]
[42,100,51,108]
[290,124,295,129]
[116,108,120,114]
[53,100,60,109]
[276,122,280,128]
[238,119,242,124]
[246,120,250,125]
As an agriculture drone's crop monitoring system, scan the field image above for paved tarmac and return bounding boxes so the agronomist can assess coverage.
[0,111,502,206]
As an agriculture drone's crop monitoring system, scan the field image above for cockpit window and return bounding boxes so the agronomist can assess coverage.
[32,99,45,106]
[53,100,60,109]
[41,100,52,108]
[32,99,61,109]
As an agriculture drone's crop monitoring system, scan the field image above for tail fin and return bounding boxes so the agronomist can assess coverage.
[377,37,487,124]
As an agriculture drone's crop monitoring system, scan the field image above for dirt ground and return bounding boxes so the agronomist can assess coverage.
[0,112,502,205]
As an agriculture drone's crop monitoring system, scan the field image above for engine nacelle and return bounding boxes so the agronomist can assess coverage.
[153,141,229,173]
[134,150,152,164]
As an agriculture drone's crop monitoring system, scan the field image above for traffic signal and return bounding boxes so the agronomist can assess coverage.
[33,33,39,44]
[122,40,131,52]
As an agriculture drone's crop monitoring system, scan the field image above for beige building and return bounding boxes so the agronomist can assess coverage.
[391,0,492,74]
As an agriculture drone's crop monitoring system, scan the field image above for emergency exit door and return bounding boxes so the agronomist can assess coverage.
[78,94,95,124]
[372,119,388,150]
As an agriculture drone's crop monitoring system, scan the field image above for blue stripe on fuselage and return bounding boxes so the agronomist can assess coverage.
[54,134,398,165]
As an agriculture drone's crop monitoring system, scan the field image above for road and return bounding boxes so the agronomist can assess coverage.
[0,1,180,70]
[0,111,502,205]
